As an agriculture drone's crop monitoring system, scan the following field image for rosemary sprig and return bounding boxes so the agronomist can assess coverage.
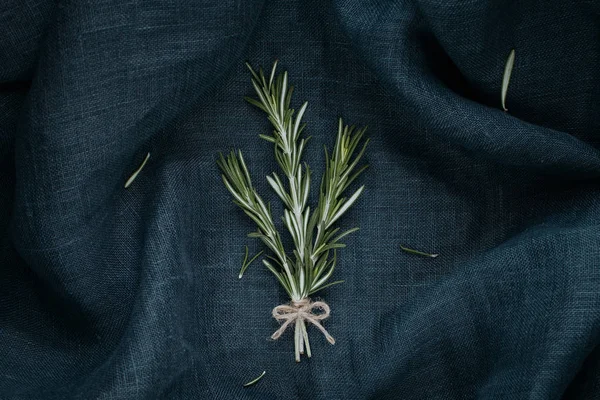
[217,61,369,361]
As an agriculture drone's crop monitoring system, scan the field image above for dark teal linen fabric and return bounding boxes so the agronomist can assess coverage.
[1,0,599,398]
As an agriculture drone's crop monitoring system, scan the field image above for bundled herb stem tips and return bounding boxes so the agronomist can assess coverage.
[217,61,369,362]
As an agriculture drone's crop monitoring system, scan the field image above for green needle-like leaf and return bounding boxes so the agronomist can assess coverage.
[239,246,264,279]
[243,371,266,387]
[400,245,439,258]
[501,49,515,112]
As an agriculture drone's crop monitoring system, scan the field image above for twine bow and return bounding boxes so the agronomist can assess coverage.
[271,298,335,344]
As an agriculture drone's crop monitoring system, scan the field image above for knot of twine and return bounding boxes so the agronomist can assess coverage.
[271,298,335,344]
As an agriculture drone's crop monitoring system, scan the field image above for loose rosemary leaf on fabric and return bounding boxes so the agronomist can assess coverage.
[501,49,515,112]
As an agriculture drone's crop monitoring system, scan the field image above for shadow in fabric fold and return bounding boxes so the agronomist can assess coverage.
[2,0,266,397]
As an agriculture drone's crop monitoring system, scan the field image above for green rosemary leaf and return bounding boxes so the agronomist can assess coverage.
[268,60,278,89]
[314,242,345,256]
[340,164,369,195]
[245,62,260,83]
[266,175,292,206]
[293,102,308,139]
[245,96,267,112]
[242,245,249,269]
[221,176,247,207]
[243,371,266,387]
[501,49,515,112]
[326,185,365,228]
[247,250,264,266]
[279,71,288,117]
[258,66,267,88]
[311,250,336,285]
[284,85,294,111]
[311,250,330,276]
[239,246,264,279]
[259,134,277,143]
[237,151,253,188]
[263,259,293,297]
[400,245,439,258]
[309,280,344,295]
[247,232,265,238]
[321,227,340,244]
[124,152,150,188]
[311,260,336,290]
[265,255,283,269]
[251,79,271,111]
[240,208,265,229]
[301,165,311,208]
[341,138,370,181]
[331,227,359,243]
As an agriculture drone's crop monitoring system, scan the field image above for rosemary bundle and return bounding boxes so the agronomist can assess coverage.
[217,61,369,362]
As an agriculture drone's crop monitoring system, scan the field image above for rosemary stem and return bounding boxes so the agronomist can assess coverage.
[298,319,305,355]
[294,319,302,362]
[300,319,312,358]
[282,259,299,299]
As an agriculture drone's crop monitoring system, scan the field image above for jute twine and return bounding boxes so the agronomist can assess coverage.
[271,298,335,344]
